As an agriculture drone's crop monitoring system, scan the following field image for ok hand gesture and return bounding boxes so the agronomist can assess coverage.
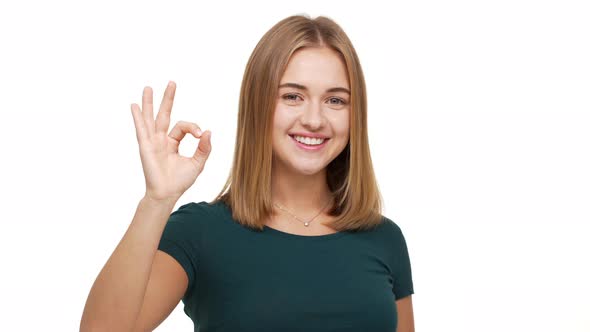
[130,81,212,202]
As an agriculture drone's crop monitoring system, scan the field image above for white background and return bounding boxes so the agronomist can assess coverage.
[1,0,588,331]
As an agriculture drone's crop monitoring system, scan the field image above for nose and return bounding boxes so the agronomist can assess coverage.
[299,100,324,130]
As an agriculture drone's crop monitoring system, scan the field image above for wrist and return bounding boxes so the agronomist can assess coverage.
[141,194,179,208]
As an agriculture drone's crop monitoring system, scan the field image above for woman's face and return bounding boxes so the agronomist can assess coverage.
[272,47,350,177]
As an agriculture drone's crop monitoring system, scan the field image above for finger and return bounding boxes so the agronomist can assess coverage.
[130,103,148,143]
[168,121,202,142]
[192,130,212,171]
[155,81,176,134]
[168,121,202,151]
[142,86,155,137]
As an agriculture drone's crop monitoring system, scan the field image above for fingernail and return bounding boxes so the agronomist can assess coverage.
[196,129,202,136]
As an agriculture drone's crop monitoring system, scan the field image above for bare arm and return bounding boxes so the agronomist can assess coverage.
[130,250,189,331]
[396,295,415,332]
[80,81,210,331]
[80,196,179,331]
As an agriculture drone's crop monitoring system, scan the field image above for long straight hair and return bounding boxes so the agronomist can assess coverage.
[211,14,384,232]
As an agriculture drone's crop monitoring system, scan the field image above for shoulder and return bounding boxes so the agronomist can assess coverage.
[352,215,407,253]
[369,215,405,241]
[160,200,224,245]
[173,200,221,214]
[380,215,403,233]
[371,215,411,257]
[167,200,220,226]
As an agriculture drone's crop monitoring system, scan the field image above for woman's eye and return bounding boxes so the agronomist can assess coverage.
[283,94,301,102]
[282,94,347,105]
[328,97,346,105]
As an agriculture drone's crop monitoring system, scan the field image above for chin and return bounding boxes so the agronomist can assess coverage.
[297,169,322,176]
[290,163,327,176]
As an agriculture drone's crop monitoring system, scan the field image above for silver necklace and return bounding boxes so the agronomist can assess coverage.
[273,196,333,227]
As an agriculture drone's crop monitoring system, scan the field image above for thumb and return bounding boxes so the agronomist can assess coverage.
[192,130,212,168]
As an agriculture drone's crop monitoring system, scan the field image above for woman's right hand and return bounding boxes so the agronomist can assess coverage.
[130,81,212,202]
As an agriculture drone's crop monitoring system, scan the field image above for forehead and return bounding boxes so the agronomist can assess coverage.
[279,47,350,90]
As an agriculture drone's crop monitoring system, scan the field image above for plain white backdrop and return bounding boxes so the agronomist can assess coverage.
[0,0,588,331]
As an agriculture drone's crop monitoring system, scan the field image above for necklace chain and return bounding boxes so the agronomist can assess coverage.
[273,196,333,227]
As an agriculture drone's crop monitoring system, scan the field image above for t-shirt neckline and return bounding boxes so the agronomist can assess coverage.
[212,200,349,240]
[262,223,349,240]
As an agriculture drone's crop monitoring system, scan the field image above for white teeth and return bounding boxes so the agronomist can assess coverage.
[293,135,325,145]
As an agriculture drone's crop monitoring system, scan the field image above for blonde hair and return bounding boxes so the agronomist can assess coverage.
[211,14,384,232]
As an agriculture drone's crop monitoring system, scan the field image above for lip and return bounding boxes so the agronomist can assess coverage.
[289,132,330,139]
[289,135,329,151]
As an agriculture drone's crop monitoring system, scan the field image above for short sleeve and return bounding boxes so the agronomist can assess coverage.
[157,202,200,299]
[390,223,415,300]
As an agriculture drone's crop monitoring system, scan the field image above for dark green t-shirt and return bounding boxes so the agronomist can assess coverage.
[157,200,414,332]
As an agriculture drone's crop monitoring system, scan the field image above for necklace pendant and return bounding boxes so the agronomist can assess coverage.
[304,222,310,227]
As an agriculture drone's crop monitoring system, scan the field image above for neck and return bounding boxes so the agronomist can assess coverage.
[270,163,333,215]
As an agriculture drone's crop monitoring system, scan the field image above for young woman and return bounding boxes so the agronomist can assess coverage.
[81,14,415,332]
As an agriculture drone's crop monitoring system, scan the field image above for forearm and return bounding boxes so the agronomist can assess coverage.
[80,196,177,331]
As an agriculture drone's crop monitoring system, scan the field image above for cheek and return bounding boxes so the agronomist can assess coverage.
[273,107,295,130]
[331,113,350,138]
[272,108,281,132]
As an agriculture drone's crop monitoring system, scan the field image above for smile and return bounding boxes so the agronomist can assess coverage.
[289,135,329,151]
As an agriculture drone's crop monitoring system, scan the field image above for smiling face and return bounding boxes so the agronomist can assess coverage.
[272,47,351,177]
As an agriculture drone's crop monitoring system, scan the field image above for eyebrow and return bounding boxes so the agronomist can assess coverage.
[278,82,350,95]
